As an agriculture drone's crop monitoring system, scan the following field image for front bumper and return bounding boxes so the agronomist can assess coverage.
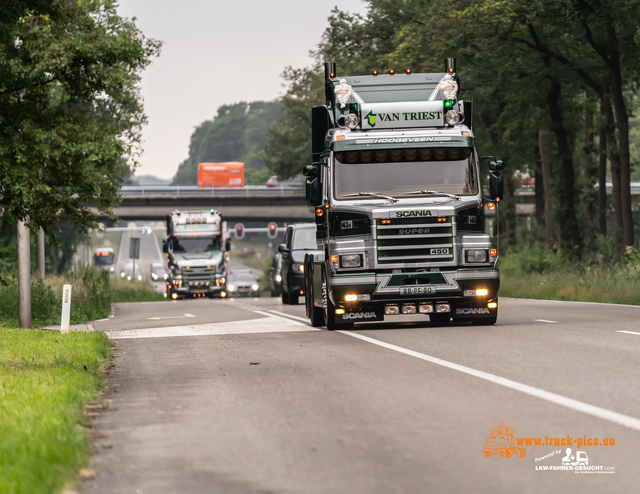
[327,268,499,322]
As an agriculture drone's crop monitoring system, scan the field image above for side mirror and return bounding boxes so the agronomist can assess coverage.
[489,160,504,171]
[278,243,289,253]
[162,240,168,254]
[303,164,320,177]
[490,172,503,200]
[225,239,231,251]
[305,177,323,207]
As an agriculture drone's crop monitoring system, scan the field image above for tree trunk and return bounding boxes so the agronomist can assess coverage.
[583,101,596,227]
[539,128,554,250]
[598,129,607,236]
[606,23,633,249]
[601,90,623,254]
[534,157,544,229]
[546,79,581,254]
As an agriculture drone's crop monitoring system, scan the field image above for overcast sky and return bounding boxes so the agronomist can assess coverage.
[115,0,367,180]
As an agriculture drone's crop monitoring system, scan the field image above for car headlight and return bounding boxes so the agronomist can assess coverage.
[341,254,362,268]
[293,263,304,272]
[120,272,125,277]
[275,274,282,282]
[137,275,142,281]
[252,284,259,291]
[466,249,488,263]
[109,267,115,272]
[228,284,235,291]
[163,274,168,280]
[127,276,132,281]
[152,273,158,280]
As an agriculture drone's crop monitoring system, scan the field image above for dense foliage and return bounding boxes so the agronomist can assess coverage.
[172,101,282,184]
[263,0,640,259]
[0,0,161,238]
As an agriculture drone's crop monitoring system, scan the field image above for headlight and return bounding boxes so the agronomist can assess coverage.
[163,274,168,280]
[137,275,142,281]
[152,273,158,280]
[127,276,132,281]
[341,254,361,268]
[228,284,235,292]
[252,284,259,291]
[109,267,115,272]
[345,113,359,130]
[445,110,464,125]
[120,272,125,278]
[275,274,282,282]
[293,263,304,272]
[466,249,488,263]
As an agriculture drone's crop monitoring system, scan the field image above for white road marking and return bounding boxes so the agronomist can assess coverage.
[108,313,315,340]
[93,318,111,322]
[146,313,196,320]
[338,331,640,432]
[267,310,311,324]
[535,319,558,323]
[617,330,640,336]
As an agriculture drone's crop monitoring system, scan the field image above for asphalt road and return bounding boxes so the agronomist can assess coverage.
[81,296,640,493]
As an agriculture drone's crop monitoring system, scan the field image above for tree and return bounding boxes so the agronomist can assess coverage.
[0,0,161,238]
[172,101,282,184]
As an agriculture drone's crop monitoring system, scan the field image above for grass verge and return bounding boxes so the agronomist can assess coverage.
[0,328,113,493]
[110,278,165,303]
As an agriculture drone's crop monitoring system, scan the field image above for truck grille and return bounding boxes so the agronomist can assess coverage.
[181,266,216,282]
[376,217,453,264]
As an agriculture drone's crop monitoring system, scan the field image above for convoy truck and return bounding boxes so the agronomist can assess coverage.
[197,162,245,188]
[163,209,230,299]
[303,59,504,330]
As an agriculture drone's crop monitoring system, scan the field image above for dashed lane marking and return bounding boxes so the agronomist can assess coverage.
[617,330,640,336]
[106,312,317,340]
[535,319,558,323]
[267,310,311,324]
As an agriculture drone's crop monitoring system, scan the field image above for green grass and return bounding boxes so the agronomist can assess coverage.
[110,278,165,303]
[0,328,113,494]
[500,268,640,305]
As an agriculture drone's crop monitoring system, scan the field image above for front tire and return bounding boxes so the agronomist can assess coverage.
[281,290,289,304]
[322,267,351,331]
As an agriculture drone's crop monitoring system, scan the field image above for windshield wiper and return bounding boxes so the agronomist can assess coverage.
[343,191,399,203]
[403,189,461,201]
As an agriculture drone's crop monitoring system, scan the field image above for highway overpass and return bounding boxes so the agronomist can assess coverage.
[93,185,314,223]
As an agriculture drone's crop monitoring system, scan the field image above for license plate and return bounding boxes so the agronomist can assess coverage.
[401,286,435,295]
[239,289,250,293]
[193,289,206,293]
[430,248,450,255]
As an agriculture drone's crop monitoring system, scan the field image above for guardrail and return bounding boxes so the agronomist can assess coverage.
[120,184,303,197]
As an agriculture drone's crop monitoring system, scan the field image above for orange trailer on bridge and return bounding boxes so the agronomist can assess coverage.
[197,162,244,188]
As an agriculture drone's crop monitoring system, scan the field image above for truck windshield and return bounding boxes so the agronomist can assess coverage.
[94,252,114,266]
[292,228,317,250]
[333,147,478,200]
[172,236,222,253]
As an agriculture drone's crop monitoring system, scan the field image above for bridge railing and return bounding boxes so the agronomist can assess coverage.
[120,184,303,196]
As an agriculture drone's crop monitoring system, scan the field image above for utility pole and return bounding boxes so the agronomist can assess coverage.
[17,220,31,329]
[37,228,45,279]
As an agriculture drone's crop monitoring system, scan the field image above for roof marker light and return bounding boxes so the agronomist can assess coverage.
[406,69,411,75]
[329,72,335,79]
[372,70,378,77]
[389,69,395,75]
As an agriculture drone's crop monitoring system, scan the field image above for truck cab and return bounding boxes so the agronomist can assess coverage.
[304,60,504,330]
[163,209,230,299]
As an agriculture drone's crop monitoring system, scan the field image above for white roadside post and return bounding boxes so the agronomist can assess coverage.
[61,284,72,334]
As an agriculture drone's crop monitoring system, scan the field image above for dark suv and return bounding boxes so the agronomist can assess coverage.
[278,223,317,305]
[269,253,283,297]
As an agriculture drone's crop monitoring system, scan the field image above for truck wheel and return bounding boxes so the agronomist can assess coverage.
[281,290,289,304]
[503,449,513,458]
[472,316,497,326]
[482,450,491,457]
[288,290,299,305]
[516,449,526,458]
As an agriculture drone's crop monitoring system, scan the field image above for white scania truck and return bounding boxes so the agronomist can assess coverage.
[304,59,504,330]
